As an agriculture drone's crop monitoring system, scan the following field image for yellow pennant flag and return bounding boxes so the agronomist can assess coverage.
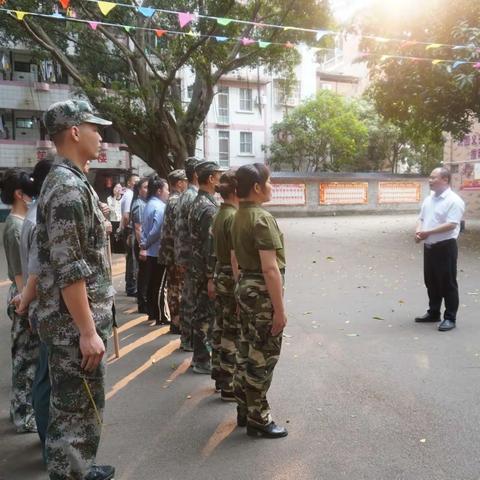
[15,11,27,20]
[426,43,442,50]
[98,1,117,16]
[432,59,445,64]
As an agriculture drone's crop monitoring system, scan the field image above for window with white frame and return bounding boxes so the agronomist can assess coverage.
[274,79,301,106]
[218,131,230,167]
[217,86,229,124]
[239,88,253,112]
[240,131,253,154]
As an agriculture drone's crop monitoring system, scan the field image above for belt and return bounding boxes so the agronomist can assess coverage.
[425,238,456,249]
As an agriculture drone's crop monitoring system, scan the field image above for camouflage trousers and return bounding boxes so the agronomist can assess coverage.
[46,343,106,480]
[179,264,194,348]
[192,268,215,366]
[212,267,238,391]
[167,265,182,327]
[8,283,39,432]
[233,274,283,427]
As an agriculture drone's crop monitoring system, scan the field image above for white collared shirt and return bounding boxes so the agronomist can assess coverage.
[419,187,465,245]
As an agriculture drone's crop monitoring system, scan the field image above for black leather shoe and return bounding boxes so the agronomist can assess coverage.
[438,319,456,331]
[246,421,288,438]
[414,313,440,322]
[85,465,115,480]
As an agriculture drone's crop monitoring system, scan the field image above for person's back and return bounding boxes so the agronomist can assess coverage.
[175,185,198,266]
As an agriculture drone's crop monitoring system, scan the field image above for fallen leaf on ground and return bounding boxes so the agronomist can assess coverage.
[420,438,426,443]
[326,256,335,261]
[345,333,359,337]
[186,395,192,399]
[303,311,312,315]
[283,333,292,338]
[372,316,384,321]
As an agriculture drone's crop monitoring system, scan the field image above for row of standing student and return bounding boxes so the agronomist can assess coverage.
[172,159,289,438]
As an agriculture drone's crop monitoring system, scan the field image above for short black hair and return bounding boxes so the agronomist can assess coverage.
[235,163,270,198]
[437,167,452,184]
[32,159,54,196]
[198,170,215,185]
[0,169,36,205]
[147,175,167,198]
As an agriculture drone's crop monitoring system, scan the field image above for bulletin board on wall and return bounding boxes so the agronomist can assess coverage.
[378,182,421,203]
[460,162,480,190]
[267,183,306,206]
[319,182,368,205]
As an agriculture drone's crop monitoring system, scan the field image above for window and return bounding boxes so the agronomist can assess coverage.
[240,132,253,154]
[187,85,193,99]
[274,80,300,106]
[16,118,34,129]
[14,61,31,73]
[218,131,230,167]
[239,88,253,112]
[217,86,229,124]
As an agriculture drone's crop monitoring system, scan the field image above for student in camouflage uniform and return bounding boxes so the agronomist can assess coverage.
[37,100,115,480]
[0,169,38,434]
[16,159,54,458]
[231,163,288,439]
[158,169,187,334]
[174,157,201,351]
[189,161,225,374]
[211,171,239,400]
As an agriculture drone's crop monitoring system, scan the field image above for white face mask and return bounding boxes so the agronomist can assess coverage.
[23,194,34,207]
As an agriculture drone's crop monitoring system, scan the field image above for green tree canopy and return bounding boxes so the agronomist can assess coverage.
[268,90,369,172]
[358,0,480,144]
[1,0,332,175]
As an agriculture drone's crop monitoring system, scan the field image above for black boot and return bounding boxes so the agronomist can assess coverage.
[246,421,288,438]
[85,465,115,480]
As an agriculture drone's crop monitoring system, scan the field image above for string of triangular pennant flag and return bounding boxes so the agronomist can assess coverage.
[1,6,479,70]
[73,0,478,51]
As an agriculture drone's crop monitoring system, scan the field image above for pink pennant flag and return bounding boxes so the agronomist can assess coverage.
[474,63,480,69]
[178,12,195,28]
[88,21,99,30]
[241,37,255,46]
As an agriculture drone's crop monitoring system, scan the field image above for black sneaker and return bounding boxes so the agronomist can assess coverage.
[220,390,236,402]
[85,465,115,480]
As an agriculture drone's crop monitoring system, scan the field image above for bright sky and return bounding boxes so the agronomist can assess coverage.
[330,0,373,22]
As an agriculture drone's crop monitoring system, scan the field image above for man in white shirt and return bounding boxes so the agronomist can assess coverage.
[120,173,139,296]
[414,167,465,331]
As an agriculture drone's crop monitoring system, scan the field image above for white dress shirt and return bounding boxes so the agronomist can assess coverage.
[419,187,465,245]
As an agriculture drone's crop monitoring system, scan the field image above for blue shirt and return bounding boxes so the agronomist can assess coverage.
[141,196,166,257]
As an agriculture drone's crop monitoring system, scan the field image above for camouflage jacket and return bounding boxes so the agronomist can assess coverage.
[158,190,180,266]
[36,157,114,346]
[174,184,198,266]
[188,190,218,276]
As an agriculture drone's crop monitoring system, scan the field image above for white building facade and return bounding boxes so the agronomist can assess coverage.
[1,35,369,179]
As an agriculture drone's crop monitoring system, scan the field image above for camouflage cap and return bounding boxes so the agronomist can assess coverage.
[195,160,228,176]
[168,169,187,182]
[43,99,112,136]
[185,156,203,178]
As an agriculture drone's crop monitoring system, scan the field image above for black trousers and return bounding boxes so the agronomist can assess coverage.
[134,241,148,312]
[424,239,459,321]
[145,257,170,323]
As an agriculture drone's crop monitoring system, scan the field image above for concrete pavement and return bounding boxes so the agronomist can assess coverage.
[1,214,480,480]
